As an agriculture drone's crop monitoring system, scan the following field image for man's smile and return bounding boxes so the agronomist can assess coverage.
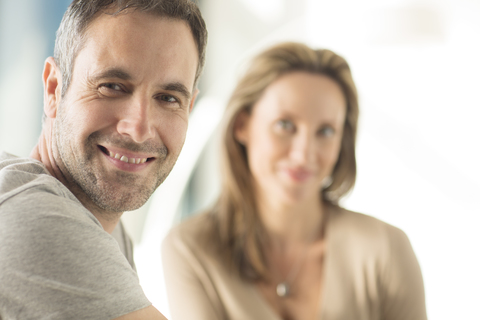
[98,145,157,170]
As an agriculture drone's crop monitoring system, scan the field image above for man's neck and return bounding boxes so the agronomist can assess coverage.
[30,123,69,187]
[79,198,122,234]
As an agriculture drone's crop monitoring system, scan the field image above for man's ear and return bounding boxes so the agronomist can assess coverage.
[233,110,251,146]
[188,88,200,113]
[43,57,62,119]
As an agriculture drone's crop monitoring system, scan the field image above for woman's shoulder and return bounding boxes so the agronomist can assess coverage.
[329,206,411,253]
[163,211,219,255]
[332,206,406,235]
[325,207,426,319]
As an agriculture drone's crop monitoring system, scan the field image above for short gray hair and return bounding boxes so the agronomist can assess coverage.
[54,0,207,97]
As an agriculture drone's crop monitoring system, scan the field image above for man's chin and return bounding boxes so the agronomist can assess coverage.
[73,160,171,213]
[83,181,155,213]
[92,194,150,213]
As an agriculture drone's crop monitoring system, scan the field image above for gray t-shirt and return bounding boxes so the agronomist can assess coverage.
[0,152,151,319]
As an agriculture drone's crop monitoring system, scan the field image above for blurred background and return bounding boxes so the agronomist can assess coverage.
[1,0,479,318]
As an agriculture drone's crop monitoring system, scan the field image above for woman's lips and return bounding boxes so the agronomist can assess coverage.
[285,168,313,182]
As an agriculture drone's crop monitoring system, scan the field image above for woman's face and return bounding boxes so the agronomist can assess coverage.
[235,71,347,205]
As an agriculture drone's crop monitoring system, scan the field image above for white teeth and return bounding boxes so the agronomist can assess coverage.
[106,150,148,165]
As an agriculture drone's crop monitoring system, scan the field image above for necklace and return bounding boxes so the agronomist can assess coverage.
[275,243,310,297]
[274,207,328,298]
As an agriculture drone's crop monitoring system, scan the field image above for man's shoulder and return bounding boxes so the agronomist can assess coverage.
[0,151,98,226]
[1,151,76,201]
[0,151,48,174]
[0,152,49,176]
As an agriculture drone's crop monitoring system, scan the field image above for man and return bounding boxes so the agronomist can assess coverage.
[0,0,207,319]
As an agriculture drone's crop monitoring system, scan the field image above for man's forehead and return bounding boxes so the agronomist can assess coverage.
[83,11,191,45]
[73,11,198,93]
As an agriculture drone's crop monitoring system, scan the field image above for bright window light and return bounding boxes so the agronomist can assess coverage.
[238,0,285,23]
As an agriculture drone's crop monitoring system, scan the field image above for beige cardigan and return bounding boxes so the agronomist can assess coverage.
[162,206,427,320]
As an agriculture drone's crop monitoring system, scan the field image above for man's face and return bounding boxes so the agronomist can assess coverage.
[52,11,198,213]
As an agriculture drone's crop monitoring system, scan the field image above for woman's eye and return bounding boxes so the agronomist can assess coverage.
[319,126,335,137]
[275,119,295,132]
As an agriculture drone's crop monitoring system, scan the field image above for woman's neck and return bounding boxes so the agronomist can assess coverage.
[257,191,326,247]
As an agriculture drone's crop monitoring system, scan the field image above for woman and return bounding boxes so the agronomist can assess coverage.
[162,42,427,320]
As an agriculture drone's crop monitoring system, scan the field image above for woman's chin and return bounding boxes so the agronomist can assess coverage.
[275,185,319,206]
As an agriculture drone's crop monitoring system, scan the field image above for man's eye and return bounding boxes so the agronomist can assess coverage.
[159,95,178,103]
[99,83,123,91]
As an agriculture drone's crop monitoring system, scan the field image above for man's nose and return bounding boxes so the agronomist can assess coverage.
[289,131,316,165]
[116,98,156,143]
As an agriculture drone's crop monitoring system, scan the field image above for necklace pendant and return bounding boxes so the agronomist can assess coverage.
[276,282,290,297]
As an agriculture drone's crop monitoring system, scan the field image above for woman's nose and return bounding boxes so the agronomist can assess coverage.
[289,131,316,165]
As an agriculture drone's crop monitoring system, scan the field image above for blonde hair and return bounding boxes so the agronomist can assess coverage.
[211,42,359,280]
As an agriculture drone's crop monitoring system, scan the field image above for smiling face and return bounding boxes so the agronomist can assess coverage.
[47,12,198,213]
[235,72,347,205]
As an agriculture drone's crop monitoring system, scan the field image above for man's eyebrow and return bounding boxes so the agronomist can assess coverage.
[161,82,192,100]
[90,69,192,100]
[90,68,133,82]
